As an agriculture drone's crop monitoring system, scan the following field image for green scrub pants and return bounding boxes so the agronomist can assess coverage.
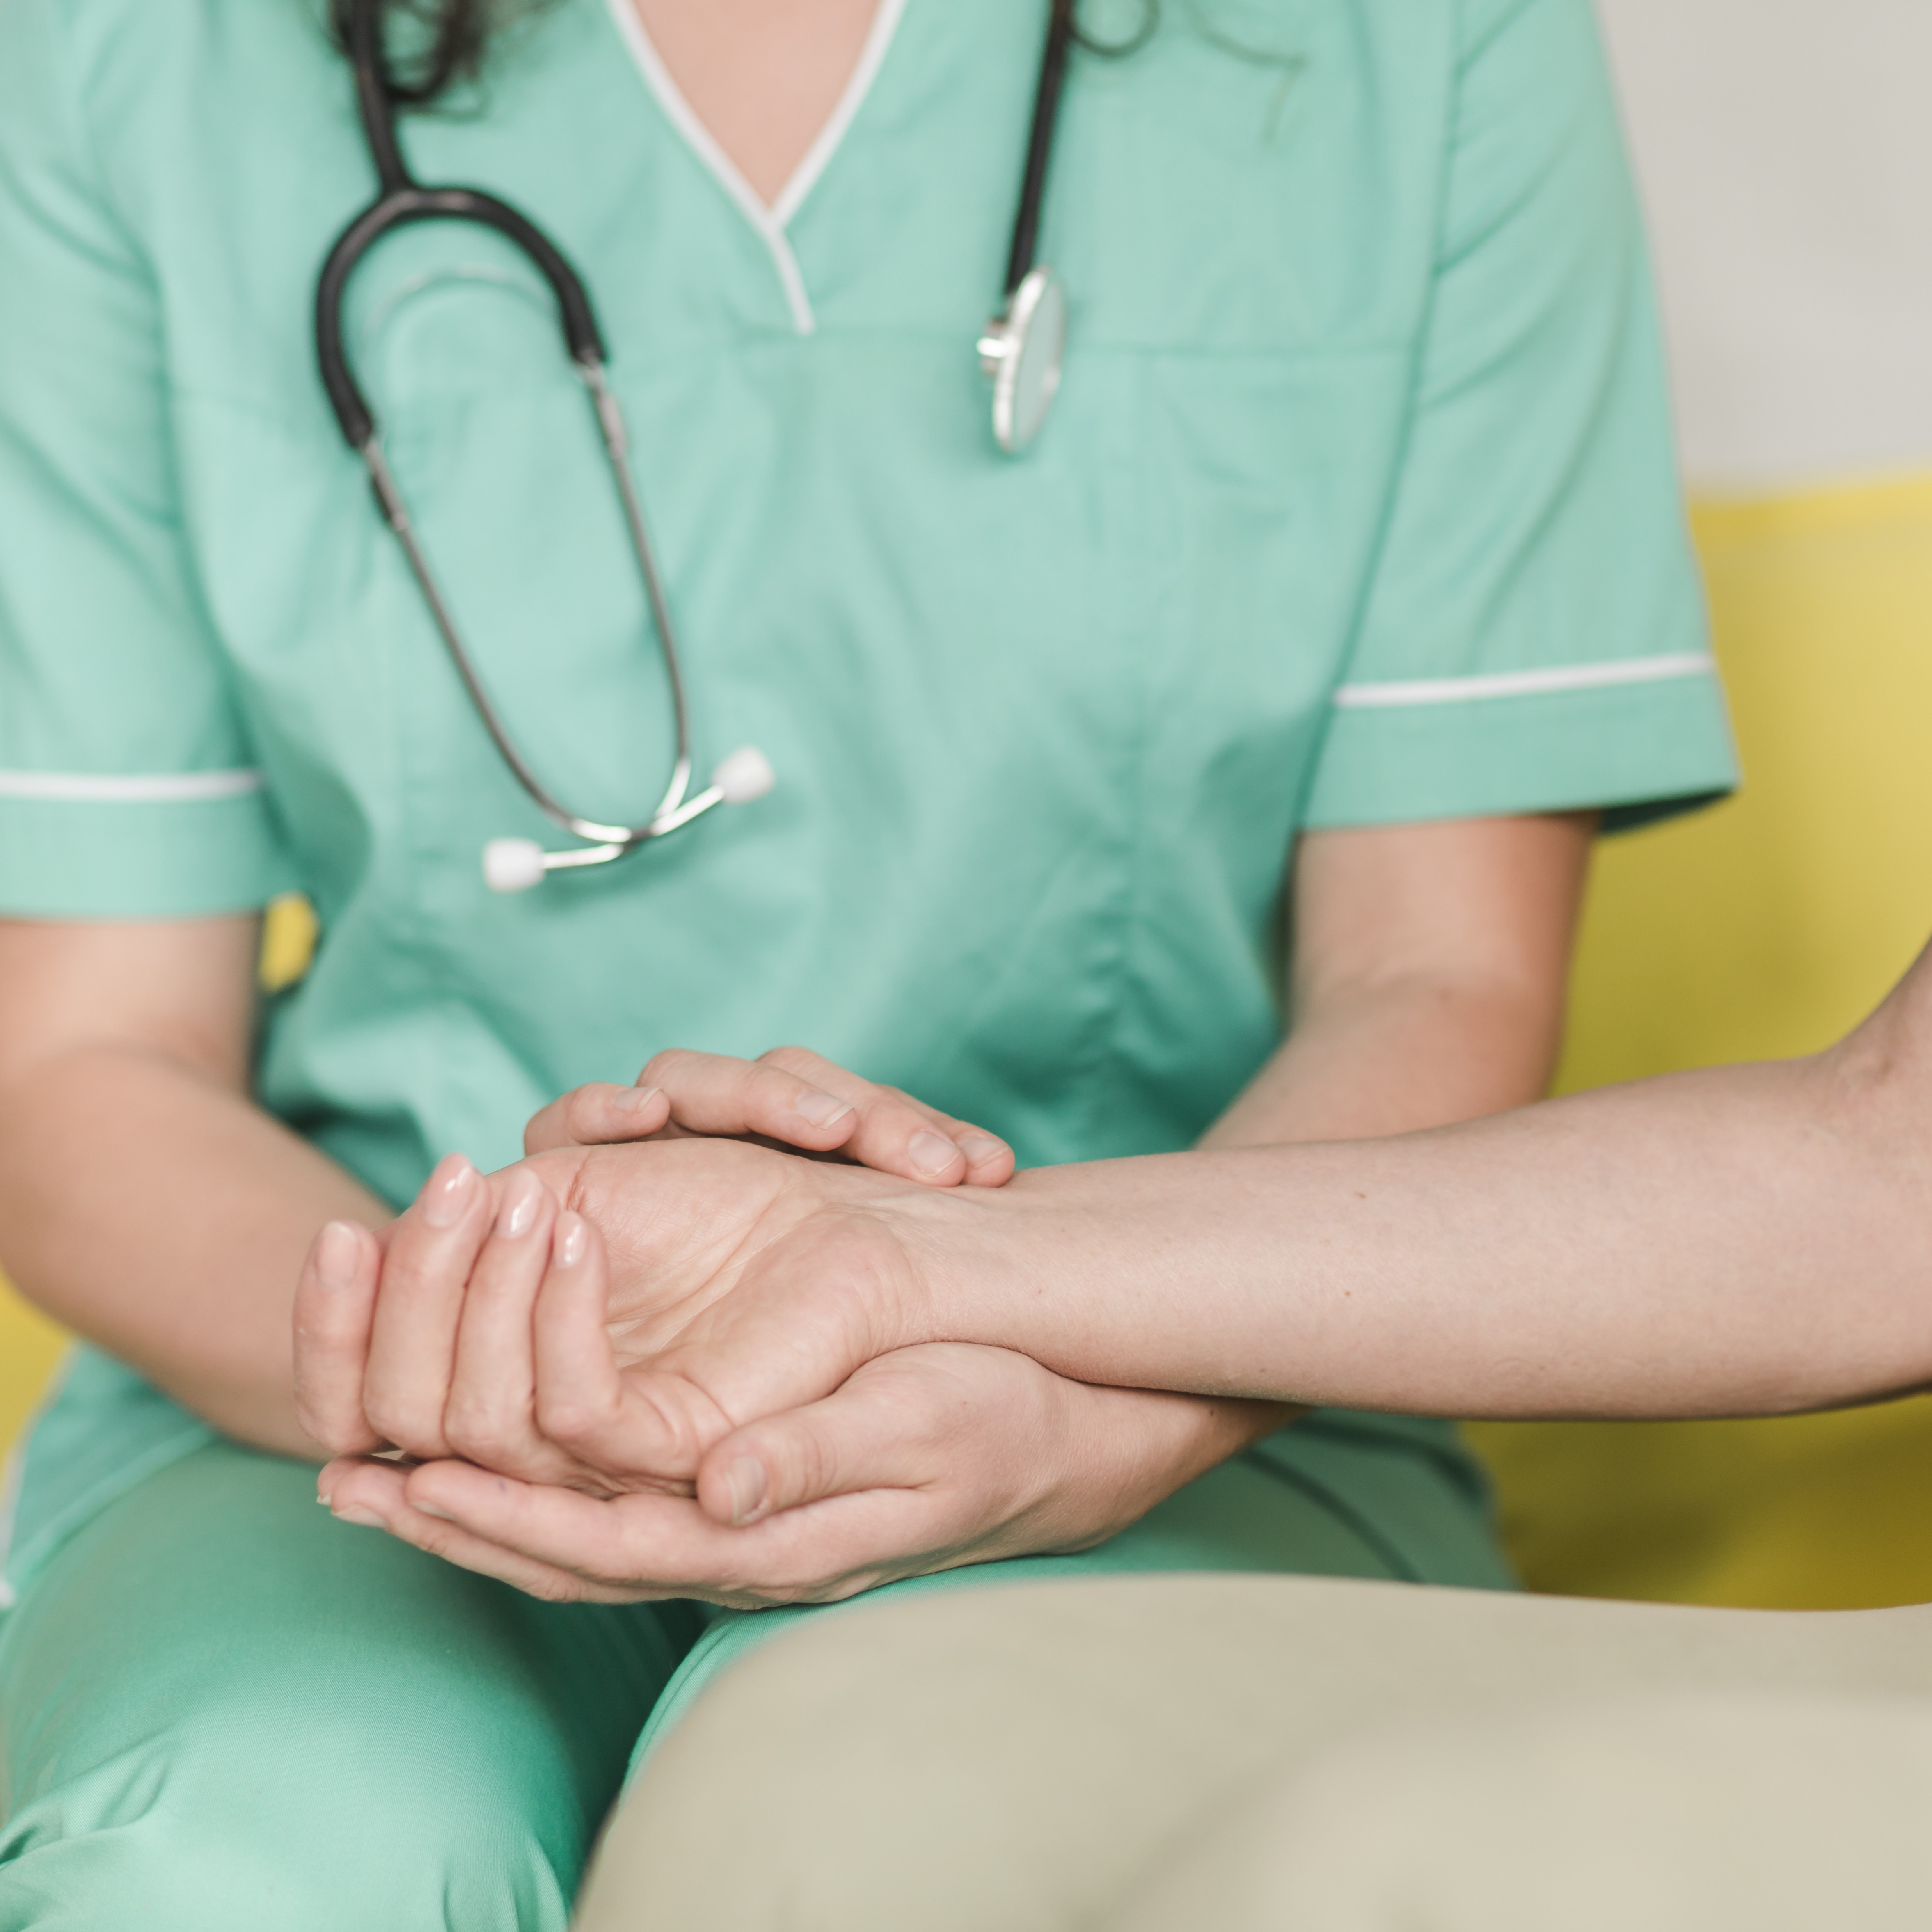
[0,1422,1508,1929]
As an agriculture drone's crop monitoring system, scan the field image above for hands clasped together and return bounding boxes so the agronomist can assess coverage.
[296,1049,1238,1607]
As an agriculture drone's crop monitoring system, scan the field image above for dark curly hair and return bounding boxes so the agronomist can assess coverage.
[338,0,1154,108]
[330,0,553,105]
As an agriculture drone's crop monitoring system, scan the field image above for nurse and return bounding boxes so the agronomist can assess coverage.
[0,0,1732,1924]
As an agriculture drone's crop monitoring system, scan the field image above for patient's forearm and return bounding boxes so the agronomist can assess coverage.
[0,1044,386,1456]
[1133,909,1574,1449]
[912,993,1932,1419]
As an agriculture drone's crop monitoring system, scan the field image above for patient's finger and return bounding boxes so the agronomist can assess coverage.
[441,1168,586,1484]
[362,1152,493,1461]
[292,1218,385,1455]
[693,1360,945,1526]
[532,1214,735,1483]
[523,1083,669,1155]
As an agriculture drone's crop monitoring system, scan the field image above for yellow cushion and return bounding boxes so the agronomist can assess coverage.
[1469,474,1932,1607]
[0,1278,65,1458]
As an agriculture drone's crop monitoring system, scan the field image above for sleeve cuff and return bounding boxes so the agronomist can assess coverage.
[0,781,295,917]
[1302,658,1740,835]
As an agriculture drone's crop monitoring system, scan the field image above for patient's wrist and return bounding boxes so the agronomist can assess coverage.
[887,1167,1096,1364]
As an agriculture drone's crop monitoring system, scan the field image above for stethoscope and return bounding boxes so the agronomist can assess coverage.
[316,0,1076,891]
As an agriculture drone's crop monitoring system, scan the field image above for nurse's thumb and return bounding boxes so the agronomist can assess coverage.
[695,1392,917,1528]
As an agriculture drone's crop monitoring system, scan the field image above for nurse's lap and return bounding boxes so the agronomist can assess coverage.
[0,1442,699,1932]
[0,1423,1483,1927]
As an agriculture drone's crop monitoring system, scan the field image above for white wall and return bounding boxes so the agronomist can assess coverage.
[1594,0,1932,490]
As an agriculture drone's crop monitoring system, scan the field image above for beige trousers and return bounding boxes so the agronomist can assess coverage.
[573,1575,1932,1931]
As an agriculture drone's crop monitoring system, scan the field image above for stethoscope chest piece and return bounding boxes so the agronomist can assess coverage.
[980,265,1067,455]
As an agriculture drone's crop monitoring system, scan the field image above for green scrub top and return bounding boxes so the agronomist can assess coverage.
[0,0,1734,1595]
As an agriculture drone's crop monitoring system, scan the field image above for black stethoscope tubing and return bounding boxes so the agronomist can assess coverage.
[316,3,610,451]
[313,0,1074,889]
[1005,0,1075,301]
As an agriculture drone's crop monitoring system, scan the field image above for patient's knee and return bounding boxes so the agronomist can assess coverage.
[1106,1692,1932,1932]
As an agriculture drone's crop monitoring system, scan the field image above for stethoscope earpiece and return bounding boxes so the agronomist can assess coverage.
[483,746,776,893]
[482,838,549,895]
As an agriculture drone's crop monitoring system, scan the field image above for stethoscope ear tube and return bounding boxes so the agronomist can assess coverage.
[319,0,608,450]
[1002,0,1076,302]
[316,0,774,890]
[315,190,608,453]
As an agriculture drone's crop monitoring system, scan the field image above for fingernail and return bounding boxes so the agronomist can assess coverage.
[909,1131,962,1177]
[421,1153,477,1229]
[554,1212,588,1268]
[413,1502,456,1522]
[332,1504,387,1530]
[794,1087,853,1128]
[726,1456,769,1525]
[613,1084,662,1116]
[494,1168,542,1240]
[959,1135,1006,1168]
[314,1220,361,1289]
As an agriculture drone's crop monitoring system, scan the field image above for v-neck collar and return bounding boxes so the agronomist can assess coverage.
[601,0,911,335]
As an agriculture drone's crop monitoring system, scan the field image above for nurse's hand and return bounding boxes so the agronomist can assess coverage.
[315,1340,1266,1608]
[522,1046,1016,1189]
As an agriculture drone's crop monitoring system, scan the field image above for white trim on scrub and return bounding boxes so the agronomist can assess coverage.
[0,769,266,802]
[1333,653,1717,710]
[600,0,912,338]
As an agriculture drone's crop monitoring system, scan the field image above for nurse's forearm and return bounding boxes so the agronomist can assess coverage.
[911,980,1932,1418]
[0,1048,386,1455]
[1203,815,1592,1149]
[1200,968,1562,1149]
[0,920,386,1458]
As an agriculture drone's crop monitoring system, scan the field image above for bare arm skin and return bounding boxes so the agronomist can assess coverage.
[1208,813,1596,1148]
[311,812,1593,1475]
[309,813,1603,1600]
[336,924,1932,1587]
[903,944,1932,1420]
[0,925,1014,1462]
[0,918,388,1456]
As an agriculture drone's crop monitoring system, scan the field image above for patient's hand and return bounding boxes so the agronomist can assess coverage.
[296,1135,928,1488]
[293,1049,1008,1483]
[296,1055,1294,1603]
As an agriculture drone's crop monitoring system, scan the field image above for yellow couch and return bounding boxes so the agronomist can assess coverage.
[1470,476,1932,1608]
[5,480,1930,1608]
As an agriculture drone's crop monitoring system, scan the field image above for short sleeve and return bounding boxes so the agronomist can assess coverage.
[1303,0,1738,836]
[0,0,291,918]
